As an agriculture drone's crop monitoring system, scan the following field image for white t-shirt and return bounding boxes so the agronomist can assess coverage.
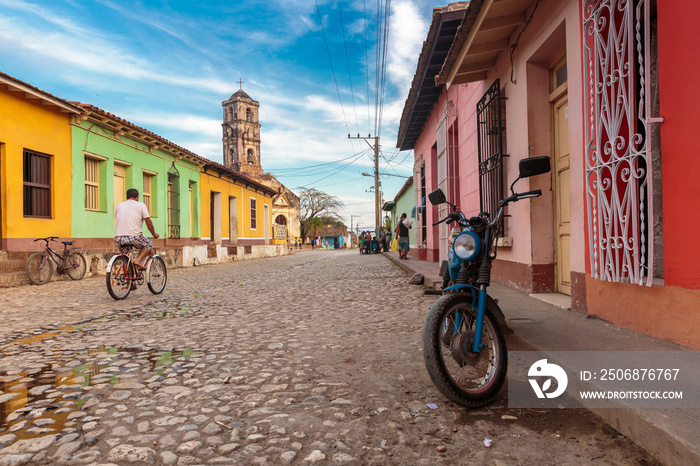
[114,199,150,237]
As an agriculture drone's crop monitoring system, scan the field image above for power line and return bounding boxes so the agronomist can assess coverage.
[270,149,371,178]
[337,0,360,135]
[377,0,391,138]
[315,0,351,138]
[268,151,365,173]
[363,0,371,136]
[288,150,367,187]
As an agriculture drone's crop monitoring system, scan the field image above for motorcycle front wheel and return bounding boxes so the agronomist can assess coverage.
[423,292,507,408]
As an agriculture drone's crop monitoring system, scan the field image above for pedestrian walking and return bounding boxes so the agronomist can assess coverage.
[394,213,412,260]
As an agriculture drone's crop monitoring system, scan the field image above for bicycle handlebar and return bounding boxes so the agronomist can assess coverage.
[34,236,58,243]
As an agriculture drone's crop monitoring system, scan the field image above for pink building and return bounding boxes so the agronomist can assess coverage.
[397,0,700,349]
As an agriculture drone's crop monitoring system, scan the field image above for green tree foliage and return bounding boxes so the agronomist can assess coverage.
[297,187,344,239]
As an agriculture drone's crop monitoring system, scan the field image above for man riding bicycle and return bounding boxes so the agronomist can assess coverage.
[115,188,159,268]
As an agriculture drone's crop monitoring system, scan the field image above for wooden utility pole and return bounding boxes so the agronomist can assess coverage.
[349,135,380,232]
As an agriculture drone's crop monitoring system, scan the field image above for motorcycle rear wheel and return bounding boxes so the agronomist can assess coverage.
[423,292,507,408]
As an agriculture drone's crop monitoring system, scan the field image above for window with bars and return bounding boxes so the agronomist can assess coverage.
[582,0,660,285]
[250,198,257,230]
[476,79,506,223]
[85,157,100,211]
[23,150,51,218]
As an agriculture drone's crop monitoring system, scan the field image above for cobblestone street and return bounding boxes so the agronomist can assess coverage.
[0,251,656,465]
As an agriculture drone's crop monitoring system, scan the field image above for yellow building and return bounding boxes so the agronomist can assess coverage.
[199,161,276,248]
[0,71,83,251]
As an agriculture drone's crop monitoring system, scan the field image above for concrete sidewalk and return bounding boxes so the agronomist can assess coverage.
[383,251,699,466]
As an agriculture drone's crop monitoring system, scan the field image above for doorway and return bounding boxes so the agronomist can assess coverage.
[210,191,221,243]
[551,58,571,295]
[113,162,127,229]
[229,196,238,245]
[0,143,3,248]
[264,204,270,244]
[113,163,126,206]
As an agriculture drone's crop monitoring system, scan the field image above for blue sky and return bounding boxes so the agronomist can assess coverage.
[0,0,445,230]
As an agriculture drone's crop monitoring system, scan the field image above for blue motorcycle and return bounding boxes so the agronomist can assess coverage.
[422,156,551,408]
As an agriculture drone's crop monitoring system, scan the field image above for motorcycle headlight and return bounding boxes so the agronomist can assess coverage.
[452,230,480,261]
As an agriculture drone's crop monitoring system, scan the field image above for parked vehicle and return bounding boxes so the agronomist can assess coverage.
[422,156,551,407]
[25,237,87,285]
[105,243,167,300]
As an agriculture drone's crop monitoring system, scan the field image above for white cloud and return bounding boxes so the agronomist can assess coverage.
[387,0,428,96]
[0,0,97,37]
[121,113,222,138]
[0,14,231,95]
[346,17,367,37]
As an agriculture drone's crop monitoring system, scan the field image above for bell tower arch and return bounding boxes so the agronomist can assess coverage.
[222,83,262,176]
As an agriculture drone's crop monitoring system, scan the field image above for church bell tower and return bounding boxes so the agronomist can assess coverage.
[222,84,262,176]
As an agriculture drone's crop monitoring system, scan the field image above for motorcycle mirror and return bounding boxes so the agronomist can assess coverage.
[518,156,551,178]
[428,188,446,205]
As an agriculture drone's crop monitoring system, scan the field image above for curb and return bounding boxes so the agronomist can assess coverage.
[380,252,699,466]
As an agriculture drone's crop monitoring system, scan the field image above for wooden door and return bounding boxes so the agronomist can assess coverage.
[553,93,571,295]
[229,196,238,245]
[437,144,448,260]
[189,184,194,238]
[113,164,126,206]
[210,191,215,242]
[113,164,126,229]
[0,143,3,247]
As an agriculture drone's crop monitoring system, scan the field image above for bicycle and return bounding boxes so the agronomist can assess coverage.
[105,243,167,300]
[25,237,87,285]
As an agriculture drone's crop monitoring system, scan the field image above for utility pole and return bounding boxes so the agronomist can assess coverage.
[349,134,380,232]
[350,215,361,235]
[350,214,361,248]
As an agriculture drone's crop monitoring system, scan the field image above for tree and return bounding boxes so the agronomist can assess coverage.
[297,187,344,239]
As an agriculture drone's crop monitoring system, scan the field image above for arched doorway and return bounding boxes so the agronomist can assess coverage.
[274,215,287,240]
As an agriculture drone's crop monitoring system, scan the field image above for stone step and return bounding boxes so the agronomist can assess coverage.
[0,259,25,271]
[7,250,37,260]
[0,270,29,287]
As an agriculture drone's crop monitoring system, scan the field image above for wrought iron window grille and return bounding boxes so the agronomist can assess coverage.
[583,0,658,286]
[477,79,508,230]
[167,162,181,239]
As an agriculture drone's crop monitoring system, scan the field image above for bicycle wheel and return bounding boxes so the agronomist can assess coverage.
[106,256,132,300]
[63,252,87,280]
[147,257,167,294]
[25,252,53,285]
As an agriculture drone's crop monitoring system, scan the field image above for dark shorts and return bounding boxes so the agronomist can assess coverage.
[398,237,410,251]
[115,234,152,250]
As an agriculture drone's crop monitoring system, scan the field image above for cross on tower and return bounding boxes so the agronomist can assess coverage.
[237,78,244,89]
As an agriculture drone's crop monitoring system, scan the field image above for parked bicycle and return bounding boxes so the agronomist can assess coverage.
[105,244,167,300]
[25,237,87,285]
